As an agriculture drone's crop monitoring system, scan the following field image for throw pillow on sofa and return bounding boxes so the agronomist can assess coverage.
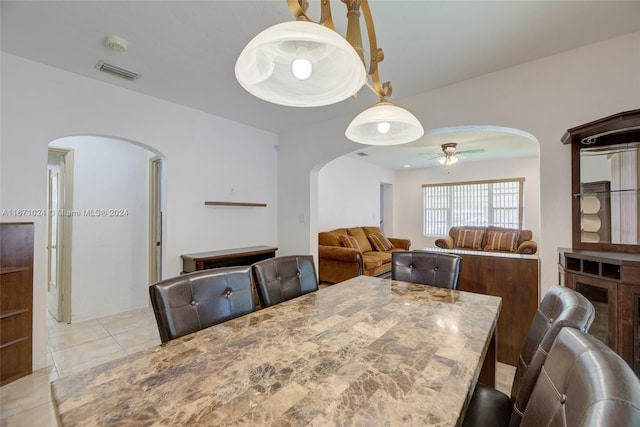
[340,234,361,250]
[368,231,393,252]
[484,230,520,252]
[456,229,485,250]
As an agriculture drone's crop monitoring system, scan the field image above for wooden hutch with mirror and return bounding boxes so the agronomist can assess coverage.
[558,109,640,376]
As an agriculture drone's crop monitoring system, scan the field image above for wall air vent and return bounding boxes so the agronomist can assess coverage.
[95,61,141,80]
[355,152,368,157]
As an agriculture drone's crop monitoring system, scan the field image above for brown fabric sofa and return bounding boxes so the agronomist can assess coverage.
[435,226,537,254]
[318,226,411,283]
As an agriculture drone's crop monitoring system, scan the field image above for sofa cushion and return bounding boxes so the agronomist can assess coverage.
[361,254,383,270]
[484,230,520,252]
[347,227,373,253]
[319,229,346,246]
[369,231,393,251]
[488,226,531,246]
[456,228,485,250]
[339,234,360,250]
[365,251,392,263]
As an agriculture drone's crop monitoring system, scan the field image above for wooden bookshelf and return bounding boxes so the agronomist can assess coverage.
[0,223,34,386]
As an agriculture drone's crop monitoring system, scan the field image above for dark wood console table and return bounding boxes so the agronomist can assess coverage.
[422,247,539,366]
[181,246,278,274]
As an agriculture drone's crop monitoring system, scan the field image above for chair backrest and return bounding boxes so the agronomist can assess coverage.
[252,255,318,308]
[521,327,640,427]
[149,266,255,343]
[509,285,595,426]
[391,251,462,290]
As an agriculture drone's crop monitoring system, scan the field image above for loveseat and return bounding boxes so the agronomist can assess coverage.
[318,226,411,283]
[435,226,537,254]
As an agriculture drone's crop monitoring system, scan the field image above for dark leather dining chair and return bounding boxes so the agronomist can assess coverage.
[521,327,640,426]
[391,250,462,289]
[251,255,318,308]
[149,266,255,343]
[463,285,595,427]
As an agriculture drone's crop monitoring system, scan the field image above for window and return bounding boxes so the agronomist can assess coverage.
[423,178,524,236]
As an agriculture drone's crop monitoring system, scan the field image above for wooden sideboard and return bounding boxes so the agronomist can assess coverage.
[558,248,640,376]
[181,245,278,274]
[0,223,34,386]
[422,247,539,366]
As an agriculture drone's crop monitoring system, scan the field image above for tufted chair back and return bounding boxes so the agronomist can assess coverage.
[149,266,255,343]
[521,327,640,427]
[391,251,462,289]
[252,255,318,308]
[509,285,595,426]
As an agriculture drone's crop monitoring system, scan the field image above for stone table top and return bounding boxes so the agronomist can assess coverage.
[51,276,501,426]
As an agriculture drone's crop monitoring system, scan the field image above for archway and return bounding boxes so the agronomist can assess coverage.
[47,135,166,323]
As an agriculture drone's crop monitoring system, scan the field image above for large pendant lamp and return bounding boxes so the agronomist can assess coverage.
[235,0,423,146]
[235,20,366,107]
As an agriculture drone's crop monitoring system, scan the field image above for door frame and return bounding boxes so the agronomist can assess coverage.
[48,147,73,323]
[149,157,163,285]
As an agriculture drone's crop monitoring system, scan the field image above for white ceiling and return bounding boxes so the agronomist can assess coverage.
[2,1,639,169]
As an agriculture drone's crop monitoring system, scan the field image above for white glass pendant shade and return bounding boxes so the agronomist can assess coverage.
[345,101,424,145]
[235,21,367,107]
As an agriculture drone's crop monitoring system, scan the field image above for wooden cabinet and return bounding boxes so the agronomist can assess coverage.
[423,248,539,366]
[562,109,640,252]
[559,248,640,376]
[0,223,34,386]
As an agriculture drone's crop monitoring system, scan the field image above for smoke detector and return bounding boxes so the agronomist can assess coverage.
[105,35,128,52]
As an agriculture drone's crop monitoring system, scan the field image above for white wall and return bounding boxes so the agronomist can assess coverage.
[50,136,151,322]
[278,32,640,303]
[395,156,540,250]
[317,156,396,231]
[0,53,278,370]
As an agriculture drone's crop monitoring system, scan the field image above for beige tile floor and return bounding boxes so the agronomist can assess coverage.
[0,307,160,427]
[0,308,516,426]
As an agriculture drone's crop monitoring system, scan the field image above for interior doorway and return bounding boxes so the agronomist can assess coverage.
[380,182,393,234]
[47,148,73,322]
[47,136,164,323]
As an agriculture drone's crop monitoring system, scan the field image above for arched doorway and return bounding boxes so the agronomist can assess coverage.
[47,135,165,323]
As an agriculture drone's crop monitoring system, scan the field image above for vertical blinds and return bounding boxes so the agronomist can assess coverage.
[423,178,524,236]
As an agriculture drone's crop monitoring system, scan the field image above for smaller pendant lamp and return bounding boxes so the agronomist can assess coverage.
[346,101,424,145]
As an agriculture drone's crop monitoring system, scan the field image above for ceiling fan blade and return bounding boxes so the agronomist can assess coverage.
[417,152,441,156]
[457,148,485,154]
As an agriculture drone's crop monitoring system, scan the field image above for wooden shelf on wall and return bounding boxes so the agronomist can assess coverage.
[204,201,267,207]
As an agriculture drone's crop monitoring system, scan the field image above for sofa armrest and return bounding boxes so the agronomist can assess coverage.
[318,245,364,283]
[435,236,454,249]
[388,238,411,250]
[517,240,538,255]
[318,245,362,262]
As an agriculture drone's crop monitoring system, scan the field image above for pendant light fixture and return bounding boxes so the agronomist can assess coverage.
[235,20,367,107]
[345,101,423,145]
[235,0,423,145]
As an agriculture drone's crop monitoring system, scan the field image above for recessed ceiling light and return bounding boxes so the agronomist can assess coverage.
[403,164,411,168]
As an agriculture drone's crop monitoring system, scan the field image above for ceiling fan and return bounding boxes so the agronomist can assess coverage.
[419,143,485,165]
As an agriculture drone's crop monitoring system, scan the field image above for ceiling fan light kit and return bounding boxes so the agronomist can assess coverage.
[235,0,423,145]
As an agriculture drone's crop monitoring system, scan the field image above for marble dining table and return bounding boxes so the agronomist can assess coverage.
[51,275,501,426]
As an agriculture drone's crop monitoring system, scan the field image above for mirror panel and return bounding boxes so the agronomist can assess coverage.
[579,143,639,245]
